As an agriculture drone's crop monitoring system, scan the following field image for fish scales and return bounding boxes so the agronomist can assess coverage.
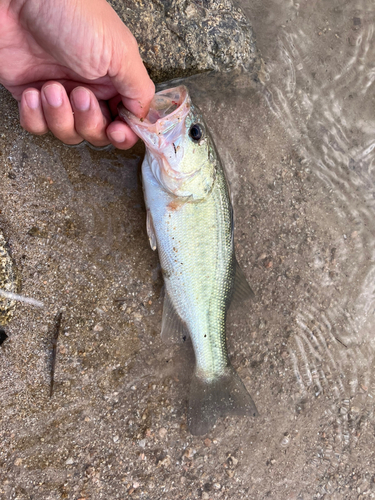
[143,151,233,380]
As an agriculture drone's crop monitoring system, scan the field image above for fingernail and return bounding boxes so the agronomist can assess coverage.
[109,130,126,143]
[71,87,91,111]
[43,84,63,108]
[24,90,40,110]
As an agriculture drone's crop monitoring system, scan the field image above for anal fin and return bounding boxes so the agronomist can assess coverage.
[161,291,189,344]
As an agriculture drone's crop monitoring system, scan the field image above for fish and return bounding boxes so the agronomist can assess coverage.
[118,86,258,435]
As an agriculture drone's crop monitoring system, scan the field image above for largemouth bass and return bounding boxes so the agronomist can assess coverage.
[119,86,258,435]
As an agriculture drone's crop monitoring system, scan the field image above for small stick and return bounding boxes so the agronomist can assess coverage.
[0,289,44,308]
[50,312,62,398]
[334,336,348,349]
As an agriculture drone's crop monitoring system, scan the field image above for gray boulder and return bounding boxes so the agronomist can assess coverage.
[108,0,261,82]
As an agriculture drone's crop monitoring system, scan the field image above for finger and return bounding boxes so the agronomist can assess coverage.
[70,87,111,147]
[41,82,82,145]
[108,26,155,118]
[19,89,49,135]
[106,119,139,150]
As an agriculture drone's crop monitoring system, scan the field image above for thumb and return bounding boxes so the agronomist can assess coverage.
[108,25,155,118]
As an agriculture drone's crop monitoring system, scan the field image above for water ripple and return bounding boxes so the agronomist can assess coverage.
[259,0,375,475]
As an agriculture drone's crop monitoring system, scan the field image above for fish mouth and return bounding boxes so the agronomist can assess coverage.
[119,86,201,195]
[118,86,191,151]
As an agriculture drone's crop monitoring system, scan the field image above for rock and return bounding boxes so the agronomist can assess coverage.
[159,427,167,439]
[0,230,18,326]
[227,455,238,467]
[108,0,261,83]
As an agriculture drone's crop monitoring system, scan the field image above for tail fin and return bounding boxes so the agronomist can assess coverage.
[187,365,258,435]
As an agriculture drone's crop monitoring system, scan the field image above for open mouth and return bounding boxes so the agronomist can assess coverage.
[145,86,188,124]
[118,86,190,133]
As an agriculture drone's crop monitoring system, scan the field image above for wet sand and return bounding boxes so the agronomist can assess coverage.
[2,0,375,498]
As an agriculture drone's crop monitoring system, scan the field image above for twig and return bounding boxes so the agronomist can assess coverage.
[334,336,348,348]
[50,312,63,397]
[0,289,44,308]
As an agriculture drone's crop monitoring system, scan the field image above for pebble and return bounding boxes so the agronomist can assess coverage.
[183,448,195,459]
[159,427,167,439]
[65,457,74,465]
[204,438,212,447]
[280,433,290,447]
[93,324,103,332]
[157,455,171,467]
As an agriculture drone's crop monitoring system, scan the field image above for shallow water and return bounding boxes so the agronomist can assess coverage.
[1,0,375,498]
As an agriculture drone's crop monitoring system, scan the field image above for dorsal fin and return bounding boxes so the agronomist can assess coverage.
[231,257,255,306]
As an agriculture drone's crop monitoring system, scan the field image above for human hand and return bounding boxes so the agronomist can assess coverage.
[0,0,155,148]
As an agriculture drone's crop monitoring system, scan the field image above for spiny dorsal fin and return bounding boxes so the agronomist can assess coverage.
[231,257,255,306]
[161,291,189,344]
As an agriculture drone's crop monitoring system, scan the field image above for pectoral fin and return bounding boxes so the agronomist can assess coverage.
[146,210,157,251]
[161,291,189,344]
[231,257,255,306]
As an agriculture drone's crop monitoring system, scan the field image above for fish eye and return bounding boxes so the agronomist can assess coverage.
[189,123,203,142]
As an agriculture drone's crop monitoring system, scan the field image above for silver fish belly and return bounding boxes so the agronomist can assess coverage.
[119,86,258,435]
